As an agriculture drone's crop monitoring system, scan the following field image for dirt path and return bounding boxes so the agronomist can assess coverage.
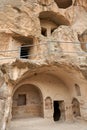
[10,118,87,130]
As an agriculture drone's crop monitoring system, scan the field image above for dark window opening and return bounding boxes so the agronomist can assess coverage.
[54,0,72,9]
[13,36,33,59]
[53,101,61,121]
[41,27,47,37]
[20,45,30,59]
[17,94,26,106]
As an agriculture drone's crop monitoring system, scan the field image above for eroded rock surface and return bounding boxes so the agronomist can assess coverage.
[0,0,87,130]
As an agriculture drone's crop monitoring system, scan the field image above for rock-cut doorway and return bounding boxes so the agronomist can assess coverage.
[12,84,43,119]
[53,100,65,121]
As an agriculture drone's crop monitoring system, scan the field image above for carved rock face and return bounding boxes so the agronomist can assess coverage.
[0,0,87,130]
[78,30,87,52]
[38,0,53,6]
[73,0,87,10]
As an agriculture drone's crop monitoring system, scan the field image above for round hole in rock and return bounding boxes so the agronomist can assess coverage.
[54,0,72,9]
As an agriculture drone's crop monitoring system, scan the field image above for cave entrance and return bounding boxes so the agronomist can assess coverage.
[53,100,65,121]
[53,101,61,121]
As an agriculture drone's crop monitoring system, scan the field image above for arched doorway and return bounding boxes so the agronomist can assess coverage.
[12,84,43,119]
[72,98,81,117]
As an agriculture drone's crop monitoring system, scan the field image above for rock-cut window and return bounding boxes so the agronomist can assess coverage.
[17,94,26,106]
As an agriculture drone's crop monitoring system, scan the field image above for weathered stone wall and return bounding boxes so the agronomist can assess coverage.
[0,0,86,62]
[0,0,87,130]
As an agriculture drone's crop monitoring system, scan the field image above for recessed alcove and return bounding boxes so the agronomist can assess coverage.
[12,84,43,119]
[13,36,34,59]
[39,11,70,37]
[72,98,81,117]
[75,84,81,96]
